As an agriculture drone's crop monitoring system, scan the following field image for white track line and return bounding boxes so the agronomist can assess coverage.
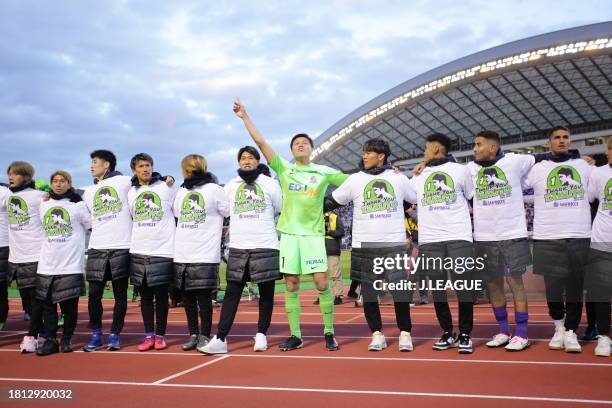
[152,355,230,384]
[1,348,610,367]
[0,377,609,404]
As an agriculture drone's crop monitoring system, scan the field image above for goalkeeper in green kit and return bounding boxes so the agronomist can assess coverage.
[233,99,348,351]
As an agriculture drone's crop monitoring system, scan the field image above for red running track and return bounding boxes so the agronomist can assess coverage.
[0,293,610,407]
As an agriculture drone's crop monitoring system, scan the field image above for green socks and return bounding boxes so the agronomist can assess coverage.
[285,291,301,338]
[318,288,334,335]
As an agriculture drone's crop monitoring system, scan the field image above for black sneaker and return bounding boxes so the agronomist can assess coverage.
[60,337,73,353]
[333,296,343,305]
[432,332,458,350]
[37,338,59,356]
[346,291,358,299]
[458,333,473,354]
[279,335,303,351]
[182,334,199,351]
[581,327,599,341]
[325,333,339,351]
[313,298,320,305]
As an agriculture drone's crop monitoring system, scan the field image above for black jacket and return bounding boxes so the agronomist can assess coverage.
[324,213,344,256]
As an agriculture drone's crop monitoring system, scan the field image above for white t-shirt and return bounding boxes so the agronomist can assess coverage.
[225,175,282,250]
[7,188,45,263]
[409,161,474,244]
[467,153,534,241]
[38,199,91,276]
[0,185,9,248]
[525,158,592,240]
[83,175,133,249]
[332,169,416,248]
[173,183,230,263]
[588,164,612,249]
[128,180,178,258]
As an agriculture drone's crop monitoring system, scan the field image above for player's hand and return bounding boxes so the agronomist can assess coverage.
[580,155,595,166]
[412,161,427,175]
[165,176,175,187]
[42,192,50,201]
[392,166,401,174]
[233,98,246,119]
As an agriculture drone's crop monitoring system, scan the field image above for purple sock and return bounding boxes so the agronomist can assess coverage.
[493,306,510,334]
[515,311,529,338]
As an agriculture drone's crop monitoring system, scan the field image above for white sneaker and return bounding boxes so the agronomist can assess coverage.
[253,333,268,352]
[368,331,387,351]
[563,330,582,353]
[549,326,566,350]
[198,335,228,355]
[20,336,37,353]
[398,331,413,352]
[594,335,611,357]
[505,336,529,351]
[486,333,511,348]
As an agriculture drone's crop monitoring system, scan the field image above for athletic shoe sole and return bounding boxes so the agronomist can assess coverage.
[458,348,473,354]
[83,345,103,352]
[279,344,303,352]
[548,345,564,350]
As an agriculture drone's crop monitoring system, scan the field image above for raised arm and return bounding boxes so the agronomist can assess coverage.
[233,99,276,163]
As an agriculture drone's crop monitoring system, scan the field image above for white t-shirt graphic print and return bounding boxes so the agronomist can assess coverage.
[588,164,612,249]
[332,169,416,248]
[38,199,91,276]
[83,175,133,250]
[525,158,592,240]
[224,175,282,250]
[467,153,535,241]
[173,183,230,263]
[128,181,178,258]
[7,188,45,263]
[409,162,474,244]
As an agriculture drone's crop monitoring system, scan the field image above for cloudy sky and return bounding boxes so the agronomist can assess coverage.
[1,0,611,187]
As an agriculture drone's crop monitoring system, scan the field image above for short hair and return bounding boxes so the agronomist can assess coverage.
[363,138,391,164]
[181,154,207,176]
[432,174,447,184]
[9,197,21,207]
[549,126,570,139]
[237,146,261,162]
[482,167,498,177]
[290,133,314,149]
[99,187,111,196]
[51,208,64,218]
[142,193,155,201]
[130,153,154,170]
[426,133,451,154]
[7,161,35,178]
[558,167,574,179]
[475,130,500,144]
[90,150,117,171]
[50,170,72,186]
[372,181,388,191]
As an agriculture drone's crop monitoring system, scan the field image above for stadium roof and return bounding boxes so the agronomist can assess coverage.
[312,22,612,171]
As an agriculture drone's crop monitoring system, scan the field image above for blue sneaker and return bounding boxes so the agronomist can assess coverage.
[83,330,103,352]
[108,333,121,351]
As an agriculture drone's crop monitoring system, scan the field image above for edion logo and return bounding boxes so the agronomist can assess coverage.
[288,183,317,197]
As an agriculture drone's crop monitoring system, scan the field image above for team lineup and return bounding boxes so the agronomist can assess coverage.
[0,99,610,358]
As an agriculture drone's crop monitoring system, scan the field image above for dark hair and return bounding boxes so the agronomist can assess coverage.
[130,153,154,170]
[99,187,111,196]
[426,133,451,153]
[549,126,570,139]
[142,193,155,201]
[482,167,498,177]
[188,193,199,203]
[363,138,391,164]
[90,150,117,171]
[372,181,388,192]
[432,174,447,184]
[290,133,314,148]
[9,197,21,207]
[558,167,574,179]
[237,146,261,162]
[51,208,64,218]
[475,130,500,144]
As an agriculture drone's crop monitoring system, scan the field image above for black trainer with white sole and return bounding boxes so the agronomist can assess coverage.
[325,333,339,351]
[432,332,458,350]
[458,333,473,354]
[279,335,303,351]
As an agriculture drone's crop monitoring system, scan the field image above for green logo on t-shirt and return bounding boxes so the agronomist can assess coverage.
[134,191,164,222]
[422,172,457,206]
[234,183,267,214]
[475,166,512,200]
[544,166,584,203]
[93,186,123,217]
[603,178,612,210]
[42,206,73,237]
[179,192,206,224]
[361,179,398,214]
[7,196,30,225]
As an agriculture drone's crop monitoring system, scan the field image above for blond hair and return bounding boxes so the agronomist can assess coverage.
[181,154,207,177]
[7,161,35,179]
[50,170,73,186]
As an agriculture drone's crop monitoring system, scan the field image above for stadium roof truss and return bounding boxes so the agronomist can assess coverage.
[312,22,612,171]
